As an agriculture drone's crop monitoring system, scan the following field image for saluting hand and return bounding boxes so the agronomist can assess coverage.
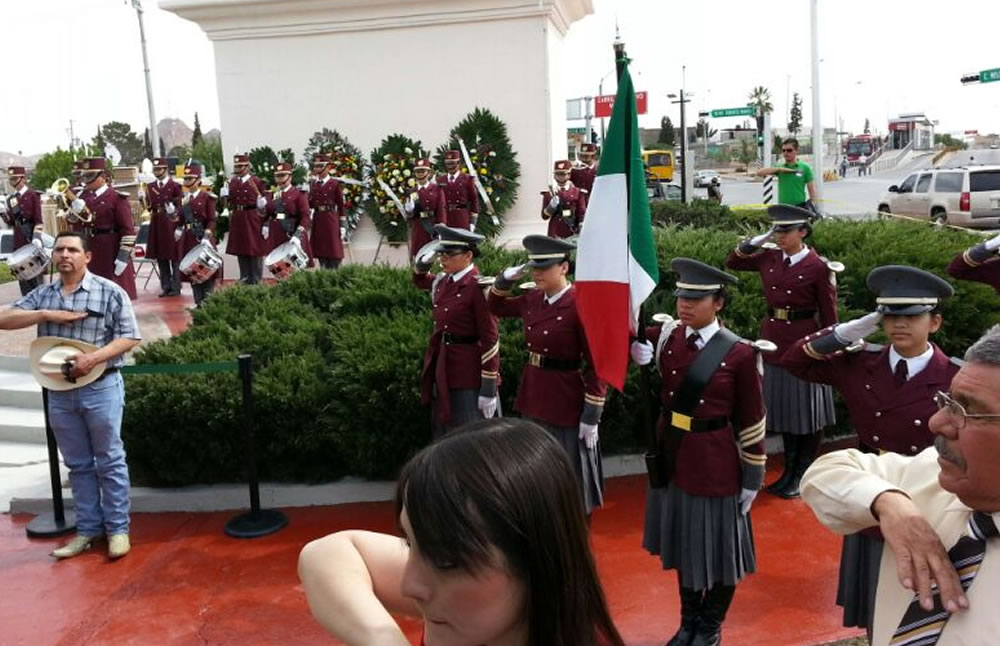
[984,231,1000,252]
[748,226,776,248]
[833,311,883,344]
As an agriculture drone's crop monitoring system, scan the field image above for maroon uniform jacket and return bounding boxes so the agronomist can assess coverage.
[308,176,346,261]
[408,182,447,258]
[144,178,183,261]
[570,164,596,195]
[177,189,218,270]
[649,323,767,496]
[264,186,313,259]
[725,246,839,364]
[783,328,960,455]
[487,285,606,428]
[4,188,43,249]
[947,247,1000,294]
[76,186,137,299]
[541,184,587,239]
[436,173,478,230]
[225,175,268,257]
[414,267,500,425]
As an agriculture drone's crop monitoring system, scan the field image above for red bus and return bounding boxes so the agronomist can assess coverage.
[845,134,879,163]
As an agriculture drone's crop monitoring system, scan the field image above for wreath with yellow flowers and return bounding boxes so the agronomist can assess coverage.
[366,134,424,243]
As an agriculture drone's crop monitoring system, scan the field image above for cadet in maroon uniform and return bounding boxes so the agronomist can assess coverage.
[67,158,138,299]
[308,154,346,270]
[488,235,607,515]
[1,166,45,295]
[541,160,587,239]
[413,225,499,438]
[946,231,1000,294]
[783,265,959,636]
[630,258,766,646]
[175,163,218,307]
[725,204,839,499]
[437,150,479,232]
[262,162,312,261]
[404,158,446,259]
[571,142,598,196]
[141,157,184,297]
[221,153,268,284]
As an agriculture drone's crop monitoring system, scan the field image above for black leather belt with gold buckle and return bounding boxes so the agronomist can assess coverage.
[669,411,729,433]
[767,307,816,321]
[527,352,581,371]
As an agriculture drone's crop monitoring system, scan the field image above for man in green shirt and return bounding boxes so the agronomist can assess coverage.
[756,138,817,213]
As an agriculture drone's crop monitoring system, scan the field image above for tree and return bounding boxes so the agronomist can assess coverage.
[934,134,968,150]
[773,133,784,153]
[192,112,204,148]
[168,144,192,160]
[93,127,106,154]
[158,137,166,158]
[143,128,154,160]
[658,116,675,146]
[29,148,76,191]
[98,121,145,165]
[863,118,871,135]
[191,139,224,175]
[788,92,803,135]
[748,85,773,135]
[735,138,756,167]
[695,119,717,140]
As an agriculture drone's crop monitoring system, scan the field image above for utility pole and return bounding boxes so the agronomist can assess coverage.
[132,0,161,158]
[810,0,824,202]
[669,83,693,203]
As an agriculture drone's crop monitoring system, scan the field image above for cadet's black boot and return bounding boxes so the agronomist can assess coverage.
[690,584,736,646]
[778,430,823,499]
[766,433,798,495]
[665,583,703,646]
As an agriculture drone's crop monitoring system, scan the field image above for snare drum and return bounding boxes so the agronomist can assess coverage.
[264,240,309,281]
[178,242,223,284]
[7,243,50,281]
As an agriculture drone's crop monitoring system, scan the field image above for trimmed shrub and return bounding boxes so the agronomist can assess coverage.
[0,262,14,285]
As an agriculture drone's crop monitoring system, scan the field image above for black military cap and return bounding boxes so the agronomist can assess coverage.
[867,265,954,315]
[767,204,813,231]
[523,234,575,268]
[432,224,485,253]
[671,257,738,298]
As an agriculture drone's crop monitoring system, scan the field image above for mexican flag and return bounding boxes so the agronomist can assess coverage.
[575,62,659,391]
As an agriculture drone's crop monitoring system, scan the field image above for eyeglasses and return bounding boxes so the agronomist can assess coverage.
[933,391,1000,430]
[781,148,795,153]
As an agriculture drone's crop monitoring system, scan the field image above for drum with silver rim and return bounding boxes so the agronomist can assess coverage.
[7,243,49,281]
[178,242,223,284]
[264,240,309,281]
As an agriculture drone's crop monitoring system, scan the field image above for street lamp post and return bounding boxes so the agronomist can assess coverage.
[810,0,824,201]
[132,0,161,158]
[668,87,694,204]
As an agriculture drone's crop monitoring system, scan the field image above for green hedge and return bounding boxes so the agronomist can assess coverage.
[123,213,999,485]
[0,262,14,285]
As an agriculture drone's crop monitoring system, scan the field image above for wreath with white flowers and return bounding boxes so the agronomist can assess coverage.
[366,134,424,243]
[302,128,367,240]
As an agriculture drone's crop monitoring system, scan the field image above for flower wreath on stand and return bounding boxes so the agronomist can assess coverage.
[302,128,367,241]
[433,107,520,240]
[366,134,423,245]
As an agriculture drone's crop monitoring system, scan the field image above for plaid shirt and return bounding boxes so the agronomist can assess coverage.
[14,271,141,368]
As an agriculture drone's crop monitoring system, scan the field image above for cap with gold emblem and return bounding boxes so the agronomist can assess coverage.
[432,223,485,253]
[867,265,954,316]
[671,257,738,299]
[523,234,575,268]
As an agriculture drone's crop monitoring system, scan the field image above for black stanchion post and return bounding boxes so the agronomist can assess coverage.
[224,354,288,538]
[26,388,76,537]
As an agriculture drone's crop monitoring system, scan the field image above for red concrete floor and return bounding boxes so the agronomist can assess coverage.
[1,471,863,646]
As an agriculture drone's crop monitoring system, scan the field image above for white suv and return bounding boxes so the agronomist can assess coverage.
[878,166,1000,228]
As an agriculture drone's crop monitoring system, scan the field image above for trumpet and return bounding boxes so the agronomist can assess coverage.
[48,178,94,224]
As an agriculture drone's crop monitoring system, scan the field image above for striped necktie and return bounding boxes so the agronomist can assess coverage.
[890,511,999,645]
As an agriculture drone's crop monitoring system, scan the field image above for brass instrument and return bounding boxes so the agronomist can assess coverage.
[138,181,152,224]
[49,178,94,225]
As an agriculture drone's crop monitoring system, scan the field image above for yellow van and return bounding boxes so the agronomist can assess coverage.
[642,150,675,182]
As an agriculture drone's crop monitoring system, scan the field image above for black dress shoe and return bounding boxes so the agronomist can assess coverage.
[157,290,169,297]
[664,619,700,646]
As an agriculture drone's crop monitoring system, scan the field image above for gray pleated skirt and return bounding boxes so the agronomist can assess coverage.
[763,362,836,435]
[836,532,883,629]
[643,483,756,591]
[431,388,481,438]
[527,418,604,514]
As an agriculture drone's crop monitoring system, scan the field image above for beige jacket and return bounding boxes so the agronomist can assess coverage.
[801,447,1000,646]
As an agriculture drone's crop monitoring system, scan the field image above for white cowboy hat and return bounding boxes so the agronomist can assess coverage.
[29,337,107,391]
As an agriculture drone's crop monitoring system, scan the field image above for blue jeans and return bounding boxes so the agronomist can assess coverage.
[47,373,130,537]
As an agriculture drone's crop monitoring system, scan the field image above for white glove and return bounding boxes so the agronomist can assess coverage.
[114,259,128,276]
[404,199,415,214]
[630,340,654,365]
[256,195,267,210]
[261,225,270,240]
[985,232,1000,251]
[165,202,176,215]
[469,223,476,233]
[71,198,86,214]
[340,227,348,242]
[739,488,758,515]
[202,236,215,249]
[300,183,310,193]
[579,422,599,450]
[31,235,43,249]
[478,396,498,419]
[833,311,883,344]
[138,188,146,200]
[220,185,230,198]
[749,226,775,247]
[173,228,184,242]
[502,263,527,281]
[548,195,560,210]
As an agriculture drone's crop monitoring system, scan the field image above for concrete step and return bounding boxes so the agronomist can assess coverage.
[0,355,29,372]
[0,368,42,409]
[0,405,45,444]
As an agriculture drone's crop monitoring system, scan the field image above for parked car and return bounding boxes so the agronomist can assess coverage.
[694,170,720,188]
[647,181,682,202]
[877,166,1000,229]
[0,228,13,263]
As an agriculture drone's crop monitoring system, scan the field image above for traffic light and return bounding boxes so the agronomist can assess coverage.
[961,73,981,85]
[756,132,765,147]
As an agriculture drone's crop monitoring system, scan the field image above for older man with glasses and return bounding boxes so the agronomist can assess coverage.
[800,324,1000,646]
[756,137,818,215]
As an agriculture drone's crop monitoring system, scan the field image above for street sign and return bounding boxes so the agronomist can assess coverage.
[594,92,648,118]
[981,68,1000,83]
[567,127,587,135]
[698,111,710,118]
[710,106,756,118]
[566,98,585,120]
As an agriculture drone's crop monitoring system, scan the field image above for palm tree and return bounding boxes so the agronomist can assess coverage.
[748,86,773,135]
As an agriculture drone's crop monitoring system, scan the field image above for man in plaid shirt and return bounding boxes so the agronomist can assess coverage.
[0,232,141,560]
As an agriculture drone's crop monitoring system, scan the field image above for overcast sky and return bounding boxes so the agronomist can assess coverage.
[2,0,999,155]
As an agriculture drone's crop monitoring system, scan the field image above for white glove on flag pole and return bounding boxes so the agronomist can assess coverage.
[573,61,659,391]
